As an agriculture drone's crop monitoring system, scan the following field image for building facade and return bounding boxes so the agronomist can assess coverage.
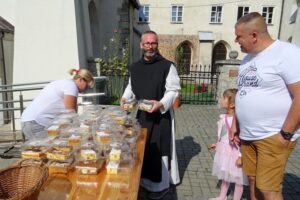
[0,0,140,84]
[0,16,14,86]
[0,16,14,125]
[279,0,300,46]
[135,0,283,73]
[0,0,141,128]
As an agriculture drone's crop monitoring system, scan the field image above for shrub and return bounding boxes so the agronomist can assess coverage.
[98,30,129,76]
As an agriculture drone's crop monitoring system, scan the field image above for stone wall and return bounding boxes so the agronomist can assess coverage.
[216,51,241,99]
[158,34,199,65]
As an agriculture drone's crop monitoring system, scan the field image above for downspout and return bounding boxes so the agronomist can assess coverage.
[0,31,9,124]
[0,31,8,85]
[278,0,285,39]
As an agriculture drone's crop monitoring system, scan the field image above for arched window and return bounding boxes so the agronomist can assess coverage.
[213,43,226,63]
[175,42,191,74]
[212,42,227,73]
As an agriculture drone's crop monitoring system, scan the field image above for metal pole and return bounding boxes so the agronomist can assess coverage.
[19,92,25,141]
[19,92,24,114]
[10,110,16,143]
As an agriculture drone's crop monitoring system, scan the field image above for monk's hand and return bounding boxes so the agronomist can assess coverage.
[120,98,126,110]
[149,100,163,113]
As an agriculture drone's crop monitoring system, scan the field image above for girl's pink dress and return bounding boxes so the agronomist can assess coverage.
[212,114,248,185]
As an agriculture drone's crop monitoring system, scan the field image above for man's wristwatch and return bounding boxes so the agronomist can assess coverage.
[280,129,293,140]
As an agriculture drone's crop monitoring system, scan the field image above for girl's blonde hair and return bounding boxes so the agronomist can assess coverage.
[69,68,95,88]
[223,88,238,104]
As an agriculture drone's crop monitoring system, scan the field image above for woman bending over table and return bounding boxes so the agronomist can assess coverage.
[21,68,94,139]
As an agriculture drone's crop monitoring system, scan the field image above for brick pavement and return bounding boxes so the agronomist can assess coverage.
[138,105,300,200]
[1,105,300,199]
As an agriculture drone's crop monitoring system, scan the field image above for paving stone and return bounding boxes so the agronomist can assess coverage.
[171,105,300,200]
[1,105,299,200]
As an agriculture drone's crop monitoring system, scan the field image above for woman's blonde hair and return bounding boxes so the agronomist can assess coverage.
[223,88,238,104]
[69,68,95,87]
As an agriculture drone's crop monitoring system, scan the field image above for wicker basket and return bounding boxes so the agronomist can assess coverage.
[0,159,48,200]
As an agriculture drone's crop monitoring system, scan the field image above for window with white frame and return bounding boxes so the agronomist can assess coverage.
[237,6,250,20]
[211,6,222,23]
[139,5,149,23]
[171,5,183,23]
[262,6,274,24]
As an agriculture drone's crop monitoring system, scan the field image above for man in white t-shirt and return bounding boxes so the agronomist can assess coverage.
[234,12,300,200]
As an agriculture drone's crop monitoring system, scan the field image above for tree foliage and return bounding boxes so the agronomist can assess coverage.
[175,46,188,75]
[98,31,129,75]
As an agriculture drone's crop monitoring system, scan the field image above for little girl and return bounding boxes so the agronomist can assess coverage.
[209,89,248,200]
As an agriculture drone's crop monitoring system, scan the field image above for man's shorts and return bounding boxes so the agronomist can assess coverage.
[241,134,297,191]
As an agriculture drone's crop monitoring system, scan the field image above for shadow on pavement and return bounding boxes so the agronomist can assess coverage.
[176,136,201,182]
[137,136,200,200]
[282,173,300,199]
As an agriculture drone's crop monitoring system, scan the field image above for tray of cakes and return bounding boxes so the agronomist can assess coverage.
[45,138,74,174]
[46,139,73,161]
[138,99,153,112]
[122,98,137,112]
[50,118,72,130]
[46,111,77,136]
[95,123,113,145]
[47,158,74,174]
[74,141,104,175]
[68,134,82,146]
[106,158,134,176]
[105,158,135,190]
[75,159,104,175]
[21,137,55,159]
[79,109,101,126]
[106,140,135,175]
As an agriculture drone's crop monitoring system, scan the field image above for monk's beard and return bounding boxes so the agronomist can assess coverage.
[143,50,157,58]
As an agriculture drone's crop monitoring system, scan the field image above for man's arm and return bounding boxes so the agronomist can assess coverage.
[280,81,300,141]
[278,46,300,142]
